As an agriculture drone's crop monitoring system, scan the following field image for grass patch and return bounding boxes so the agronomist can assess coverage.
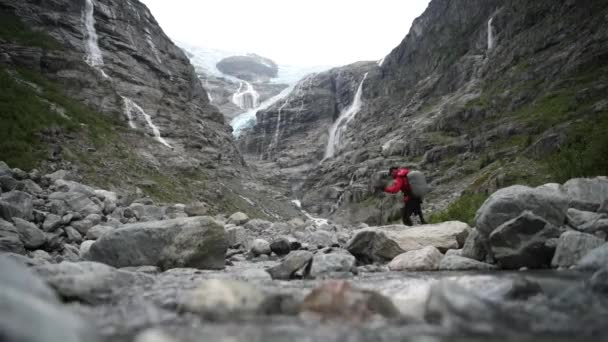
[429,193,489,226]
[0,9,62,50]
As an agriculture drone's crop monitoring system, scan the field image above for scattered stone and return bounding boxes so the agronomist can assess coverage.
[250,238,271,256]
[30,250,54,264]
[88,216,227,270]
[270,237,291,256]
[306,230,339,248]
[0,218,18,238]
[22,179,43,194]
[85,214,102,226]
[42,213,63,232]
[72,220,94,235]
[0,236,26,254]
[86,225,114,240]
[79,240,95,259]
[227,212,249,225]
[64,226,83,243]
[475,185,568,237]
[13,217,46,249]
[60,244,82,262]
[489,211,561,269]
[179,279,266,319]
[267,250,313,280]
[301,280,400,323]
[243,219,272,232]
[184,202,208,217]
[48,191,102,217]
[576,243,608,271]
[62,213,74,225]
[310,251,356,277]
[388,246,443,271]
[438,255,497,271]
[44,169,71,183]
[225,226,249,248]
[0,175,18,191]
[589,267,608,295]
[0,190,34,221]
[551,231,604,268]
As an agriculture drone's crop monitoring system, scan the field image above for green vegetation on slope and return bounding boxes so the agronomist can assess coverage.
[428,193,488,226]
[0,9,62,50]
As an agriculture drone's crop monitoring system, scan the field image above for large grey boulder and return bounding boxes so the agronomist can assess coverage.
[388,246,443,271]
[42,214,63,232]
[85,225,114,240]
[346,228,404,263]
[270,237,291,256]
[12,217,46,249]
[576,244,608,271]
[489,211,561,269]
[475,185,568,237]
[566,208,608,235]
[33,261,154,304]
[551,231,604,268]
[250,238,271,256]
[48,192,102,217]
[0,190,34,221]
[227,212,249,225]
[382,221,471,252]
[226,226,250,248]
[461,228,488,262]
[0,236,26,254]
[0,256,99,342]
[88,216,227,270]
[305,229,339,248]
[563,177,608,211]
[438,255,496,271]
[267,250,313,280]
[310,250,356,277]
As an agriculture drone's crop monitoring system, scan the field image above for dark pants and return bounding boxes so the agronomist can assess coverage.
[401,197,425,226]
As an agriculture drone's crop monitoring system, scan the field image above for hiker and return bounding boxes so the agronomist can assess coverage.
[384,167,426,226]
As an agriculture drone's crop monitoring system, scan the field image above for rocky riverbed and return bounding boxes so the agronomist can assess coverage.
[2,159,608,341]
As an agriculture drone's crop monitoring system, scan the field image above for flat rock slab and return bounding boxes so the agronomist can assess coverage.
[388,246,443,271]
[88,216,227,270]
[382,221,471,252]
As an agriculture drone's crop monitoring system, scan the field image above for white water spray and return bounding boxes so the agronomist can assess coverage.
[232,81,260,110]
[272,100,289,150]
[82,0,108,78]
[324,73,369,159]
[487,17,495,51]
[231,84,295,137]
[122,97,172,148]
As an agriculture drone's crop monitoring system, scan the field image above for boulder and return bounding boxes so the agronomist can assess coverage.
[21,179,43,194]
[13,217,46,249]
[0,256,99,342]
[383,221,471,252]
[590,267,608,295]
[346,228,404,263]
[563,177,608,211]
[79,240,95,259]
[44,169,72,183]
[54,180,95,196]
[42,213,63,232]
[489,211,561,269]
[48,191,102,217]
[567,208,607,231]
[227,212,249,225]
[0,190,34,221]
[243,219,272,232]
[64,226,83,243]
[301,280,400,323]
[438,255,496,271]
[575,244,608,271]
[33,261,154,304]
[130,204,166,222]
[475,185,568,237]
[0,236,26,254]
[250,238,271,256]
[461,228,488,261]
[310,250,356,277]
[270,237,291,256]
[306,230,339,248]
[184,202,208,217]
[72,220,94,235]
[388,246,443,271]
[226,226,250,248]
[551,231,604,268]
[178,279,266,319]
[85,225,114,240]
[266,250,313,280]
[0,218,18,238]
[88,216,227,270]
[0,175,18,191]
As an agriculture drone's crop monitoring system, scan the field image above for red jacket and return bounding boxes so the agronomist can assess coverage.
[384,168,412,203]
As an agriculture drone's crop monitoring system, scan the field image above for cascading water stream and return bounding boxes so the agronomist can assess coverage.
[232,81,260,110]
[272,100,290,151]
[82,0,171,148]
[487,17,495,51]
[324,72,369,160]
[231,84,295,137]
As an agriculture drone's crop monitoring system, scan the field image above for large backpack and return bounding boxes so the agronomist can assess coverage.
[407,170,430,198]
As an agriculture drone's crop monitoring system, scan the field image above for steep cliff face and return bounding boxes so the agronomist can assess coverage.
[239,0,608,224]
[0,0,301,219]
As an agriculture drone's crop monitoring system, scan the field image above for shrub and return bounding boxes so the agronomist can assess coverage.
[428,193,489,226]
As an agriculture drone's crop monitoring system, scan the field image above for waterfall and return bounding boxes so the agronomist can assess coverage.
[82,0,108,78]
[231,84,295,137]
[271,100,290,151]
[487,17,495,51]
[145,30,162,64]
[324,72,369,160]
[377,56,386,67]
[121,96,172,148]
[232,81,260,110]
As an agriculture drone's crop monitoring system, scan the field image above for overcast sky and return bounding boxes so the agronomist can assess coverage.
[140,0,430,66]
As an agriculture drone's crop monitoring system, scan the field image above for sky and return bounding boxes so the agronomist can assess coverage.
[140,0,430,67]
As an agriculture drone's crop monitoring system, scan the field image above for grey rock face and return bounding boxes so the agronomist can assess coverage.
[0,190,34,221]
[12,217,46,249]
[267,250,313,280]
[346,228,404,263]
[88,216,227,270]
[33,261,154,304]
[438,255,496,271]
[388,246,443,271]
[0,256,100,342]
[310,251,356,277]
[475,185,568,237]
[489,211,561,269]
[461,229,488,261]
[563,177,608,211]
[576,243,608,271]
[551,231,604,268]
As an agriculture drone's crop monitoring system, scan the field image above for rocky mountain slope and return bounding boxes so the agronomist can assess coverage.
[0,0,300,219]
[239,0,608,224]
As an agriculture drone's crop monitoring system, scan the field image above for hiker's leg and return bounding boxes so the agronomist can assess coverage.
[415,199,426,224]
[401,206,413,226]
